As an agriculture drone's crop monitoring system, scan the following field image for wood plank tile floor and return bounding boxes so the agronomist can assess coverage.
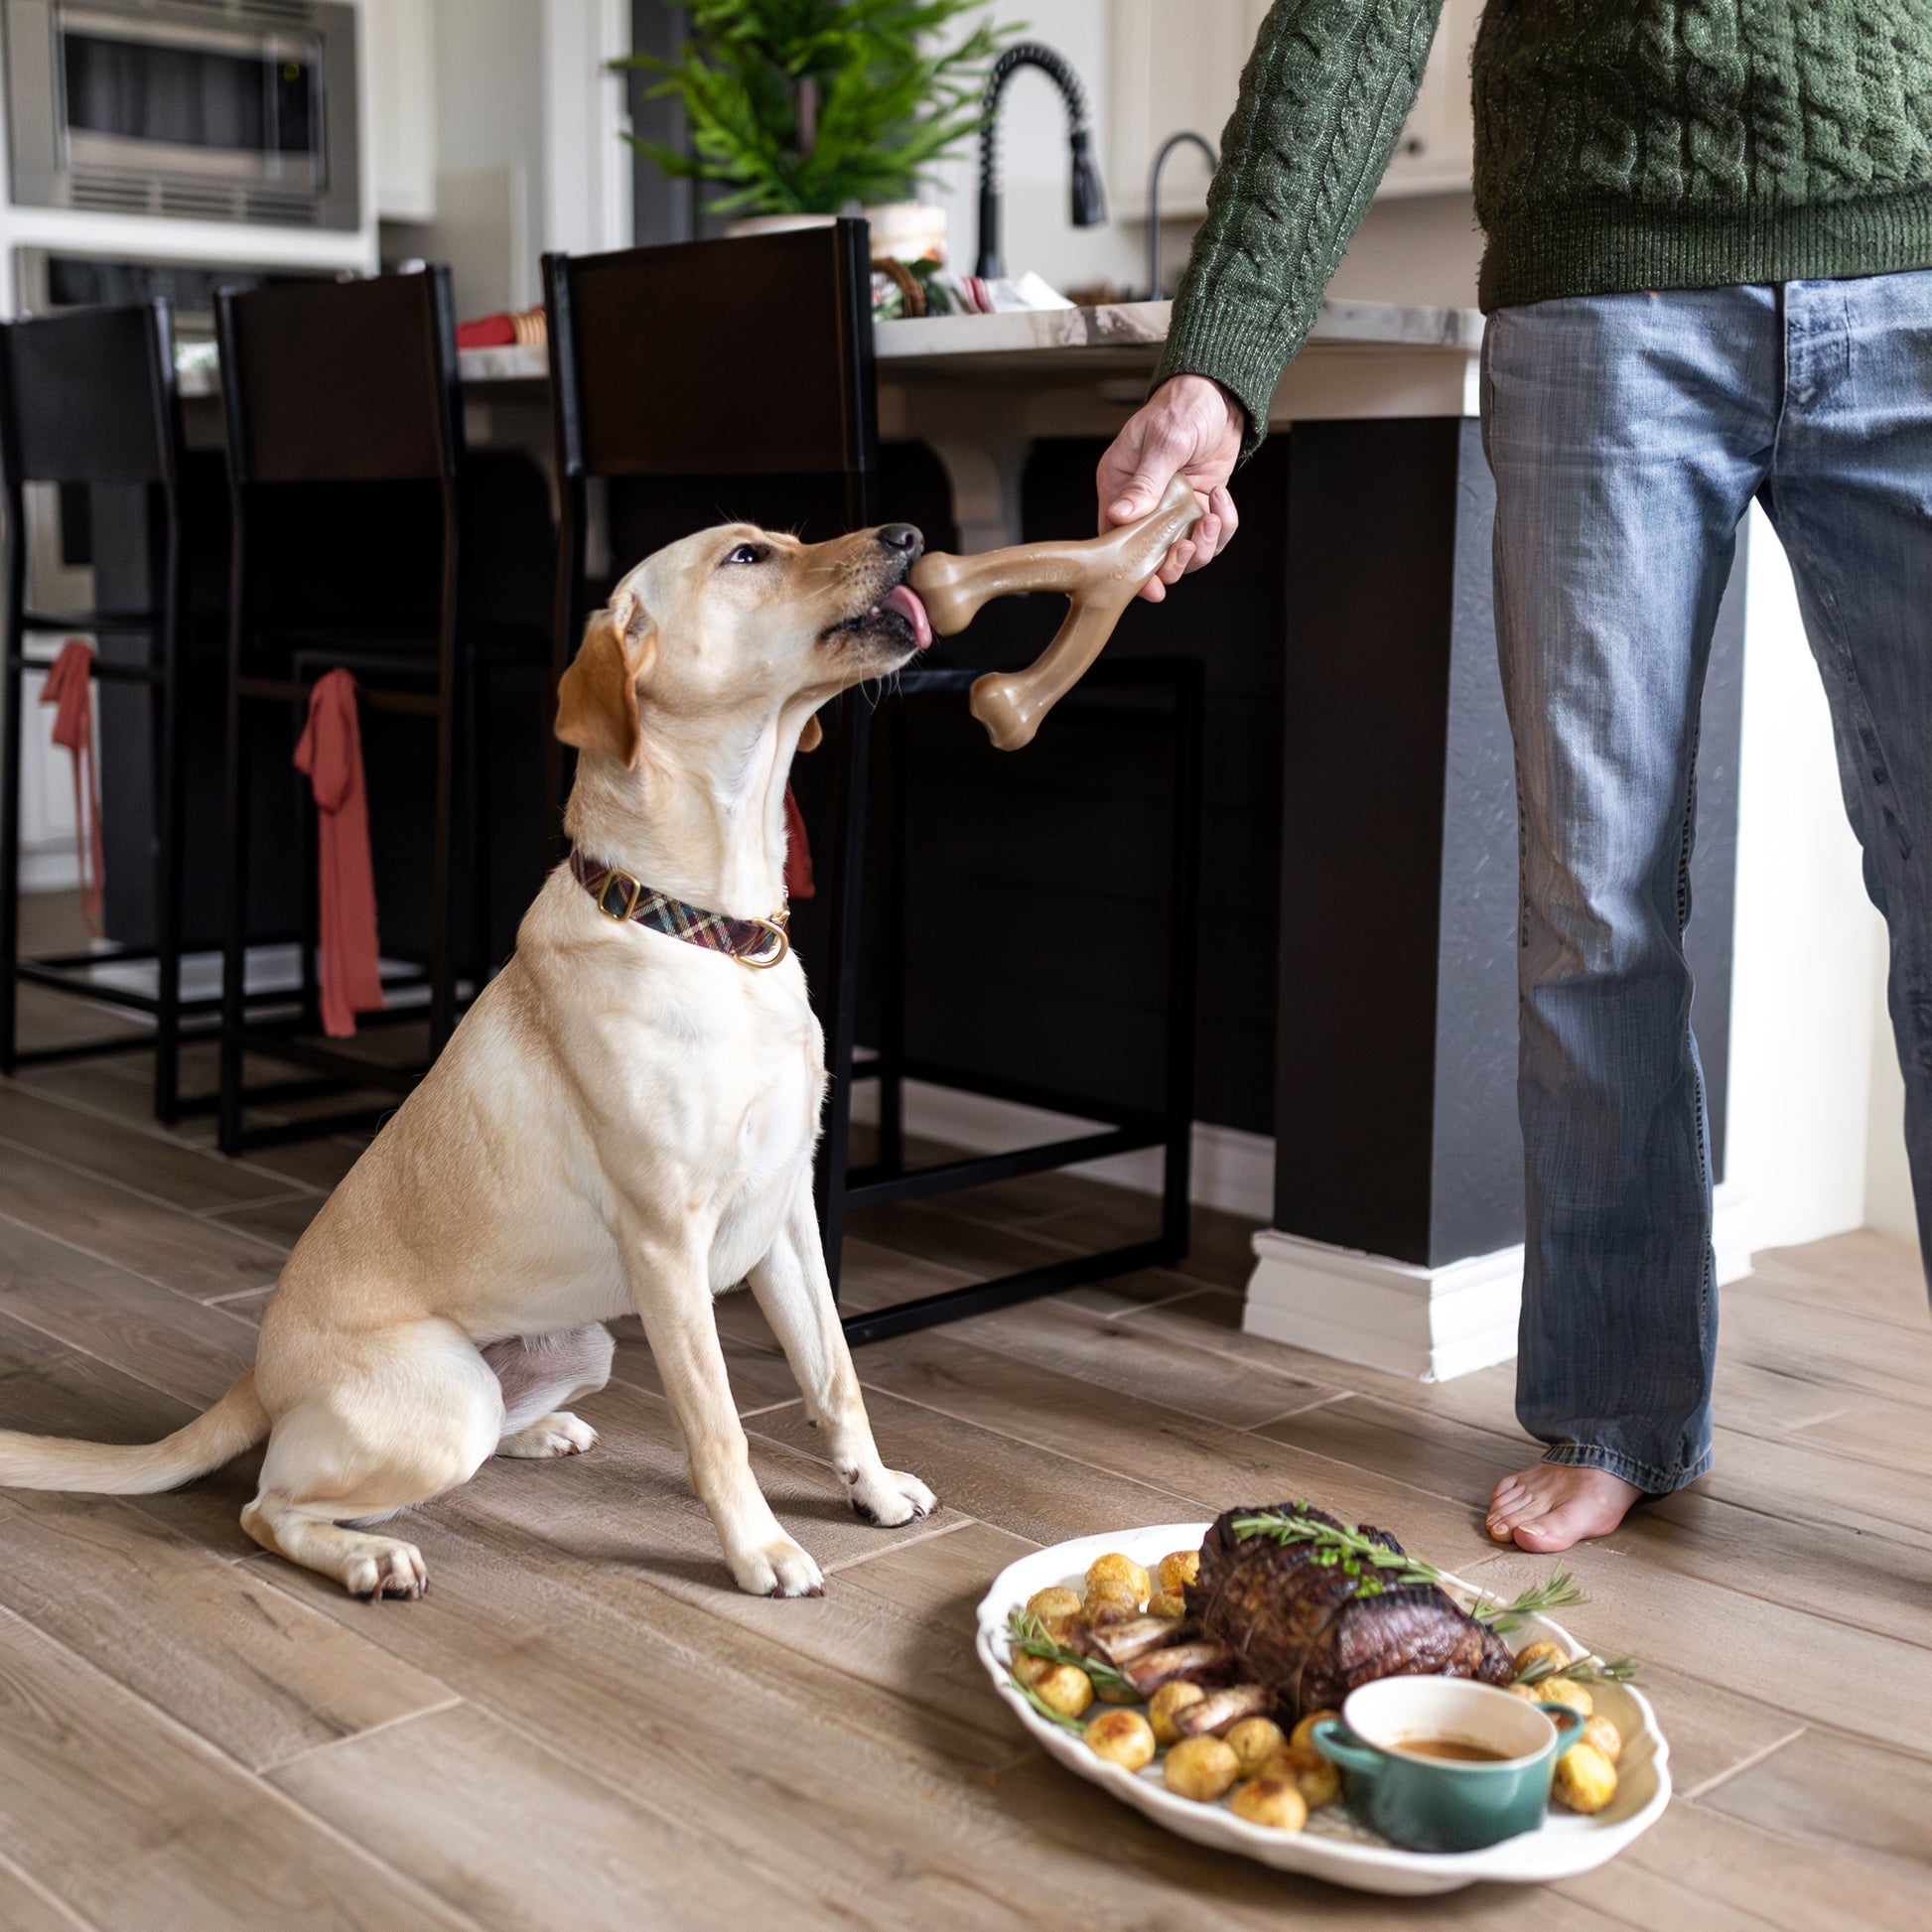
[1,915,1928,1927]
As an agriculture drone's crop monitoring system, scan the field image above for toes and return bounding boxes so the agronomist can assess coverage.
[732,1538,824,1599]
[847,1468,936,1529]
[547,1414,598,1455]
[1510,1518,1584,1555]
[348,1543,427,1599]
[765,1544,825,1598]
[498,1412,599,1458]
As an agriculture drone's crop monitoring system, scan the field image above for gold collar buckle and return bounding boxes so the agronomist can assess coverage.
[592,866,644,922]
[739,905,790,970]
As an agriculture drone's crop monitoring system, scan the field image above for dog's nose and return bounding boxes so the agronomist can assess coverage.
[877,523,923,562]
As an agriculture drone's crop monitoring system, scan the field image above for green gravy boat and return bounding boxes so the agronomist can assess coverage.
[1312,1677,1586,1854]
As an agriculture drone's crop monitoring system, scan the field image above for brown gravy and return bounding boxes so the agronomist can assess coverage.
[1392,1736,1512,1763]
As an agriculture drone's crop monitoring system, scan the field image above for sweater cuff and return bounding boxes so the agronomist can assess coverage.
[1153,299,1306,461]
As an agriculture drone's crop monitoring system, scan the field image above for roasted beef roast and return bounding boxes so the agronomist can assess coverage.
[1183,1503,1516,1721]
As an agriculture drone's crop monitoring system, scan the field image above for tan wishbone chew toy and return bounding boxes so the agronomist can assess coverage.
[908,472,1204,751]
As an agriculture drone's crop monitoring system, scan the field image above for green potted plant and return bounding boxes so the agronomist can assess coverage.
[621,0,1008,264]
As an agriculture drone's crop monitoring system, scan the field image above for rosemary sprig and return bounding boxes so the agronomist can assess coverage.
[1513,1649,1641,1688]
[1229,1506,1587,1630]
[1005,1609,1136,1699]
[1469,1566,1587,1634]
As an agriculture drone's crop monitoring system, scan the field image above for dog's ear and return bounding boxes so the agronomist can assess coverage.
[798,711,823,753]
[555,592,656,767]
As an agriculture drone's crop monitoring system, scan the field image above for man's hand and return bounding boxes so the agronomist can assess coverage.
[1096,374,1244,603]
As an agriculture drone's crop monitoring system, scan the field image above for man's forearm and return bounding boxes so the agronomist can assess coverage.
[1154,0,1446,458]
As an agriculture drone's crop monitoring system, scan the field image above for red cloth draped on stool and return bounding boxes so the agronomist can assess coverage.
[782,784,814,900]
[39,640,104,935]
[293,669,384,1038]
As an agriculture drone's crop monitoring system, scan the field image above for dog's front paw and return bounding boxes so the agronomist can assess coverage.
[730,1535,825,1598]
[848,1466,937,1528]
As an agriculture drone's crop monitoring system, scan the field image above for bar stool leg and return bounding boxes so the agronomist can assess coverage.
[814,689,874,1300]
[427,533,460,1052]
[0,548,23,1080]
[217,520,251,1155]
[466,653,489,999]
[1160,666,1204,1261]
[152,607,185,1123]
[877,699,908,1178]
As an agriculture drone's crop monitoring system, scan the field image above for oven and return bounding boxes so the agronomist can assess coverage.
[3,0,358,228]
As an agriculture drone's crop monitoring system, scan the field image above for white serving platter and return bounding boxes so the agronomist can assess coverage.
[975,1522,1671,1897]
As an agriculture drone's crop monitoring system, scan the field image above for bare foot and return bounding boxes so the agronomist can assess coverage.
[1486,1464,1644,1552]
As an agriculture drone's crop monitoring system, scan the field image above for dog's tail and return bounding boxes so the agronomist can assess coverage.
[0,1369,268,1493]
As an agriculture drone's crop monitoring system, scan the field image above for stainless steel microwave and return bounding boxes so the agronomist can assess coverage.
[4,0,359,229]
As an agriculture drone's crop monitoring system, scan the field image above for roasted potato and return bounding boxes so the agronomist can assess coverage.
[1156,1550,1199,1594]
[1512,1640,1569,1680]
[1268,1743,1341,1809]
[1224,1717,1288,1775]
[1552,1741,1617,1814]
[1085,1553,1151,1605]
[1083,1581,1144,1626]
[1145,1589,1187,1620]
[1229,1776,1309,1831]
[1505,1682,1544,1705]
[1024,1586,1084,1637]
[1584,1714,1622,1764]
[1289,1709,1339,1751]
[1084,1709,1157,1771]
[1537,1678,1594,1720]
[1012,1651,1055,1689]
[1149,1680,1207,1745]
[1032,1662,1095,1721]
[1164,1734,1241,1803]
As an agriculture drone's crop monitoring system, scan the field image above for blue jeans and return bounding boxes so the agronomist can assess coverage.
[1481,270,1932,1494]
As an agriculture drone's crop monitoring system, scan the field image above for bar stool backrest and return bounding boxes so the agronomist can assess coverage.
[545,220,877,493]
[216,271,462,486]
[0,303,177,489]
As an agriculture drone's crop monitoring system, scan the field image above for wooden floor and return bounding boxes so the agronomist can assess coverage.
[1,912,1929,1928]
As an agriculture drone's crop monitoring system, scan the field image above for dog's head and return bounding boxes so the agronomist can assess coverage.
[555,521,931,768]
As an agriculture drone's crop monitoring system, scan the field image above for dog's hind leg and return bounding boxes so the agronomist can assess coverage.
[240,1320,503,1598]
[484,1324,615,1457]
[749,1183,936,1531]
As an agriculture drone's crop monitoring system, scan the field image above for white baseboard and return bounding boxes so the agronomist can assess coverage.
[20,853,79,894]
[846,1076,1275,1221]
[1244,1229,1526,1382]
[1246,1193,1761,1385]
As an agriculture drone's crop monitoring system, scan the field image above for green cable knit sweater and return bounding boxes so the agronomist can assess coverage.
[1156,1,1932,452]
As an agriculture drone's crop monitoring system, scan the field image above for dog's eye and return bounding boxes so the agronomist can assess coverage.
[723,542,766,567]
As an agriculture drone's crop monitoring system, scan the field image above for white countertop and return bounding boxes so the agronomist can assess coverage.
[874,296,1482,375]
[173,296,1481,399]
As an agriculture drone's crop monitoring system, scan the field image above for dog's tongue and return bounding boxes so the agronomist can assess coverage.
[885,583,933,650]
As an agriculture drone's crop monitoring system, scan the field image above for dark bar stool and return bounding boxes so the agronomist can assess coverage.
[0,301,233,1120]
[544,224,1204,1343]
[214,269,545,1155]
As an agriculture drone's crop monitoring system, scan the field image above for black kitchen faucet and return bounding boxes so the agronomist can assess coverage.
[974,42,1107,281]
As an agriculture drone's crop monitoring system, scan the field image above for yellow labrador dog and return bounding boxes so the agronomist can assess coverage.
[0,519,939,1599]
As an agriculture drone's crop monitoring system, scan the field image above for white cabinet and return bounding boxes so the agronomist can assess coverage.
[369,0,439,222]
[1380,0,1480,198]
[1110,0,1273,216]
[1110,0,1478,217]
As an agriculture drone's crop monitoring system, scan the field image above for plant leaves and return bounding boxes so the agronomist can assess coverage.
[615,0,1015,213]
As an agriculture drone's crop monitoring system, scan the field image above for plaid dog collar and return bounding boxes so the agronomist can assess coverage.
[569,848,789,968]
